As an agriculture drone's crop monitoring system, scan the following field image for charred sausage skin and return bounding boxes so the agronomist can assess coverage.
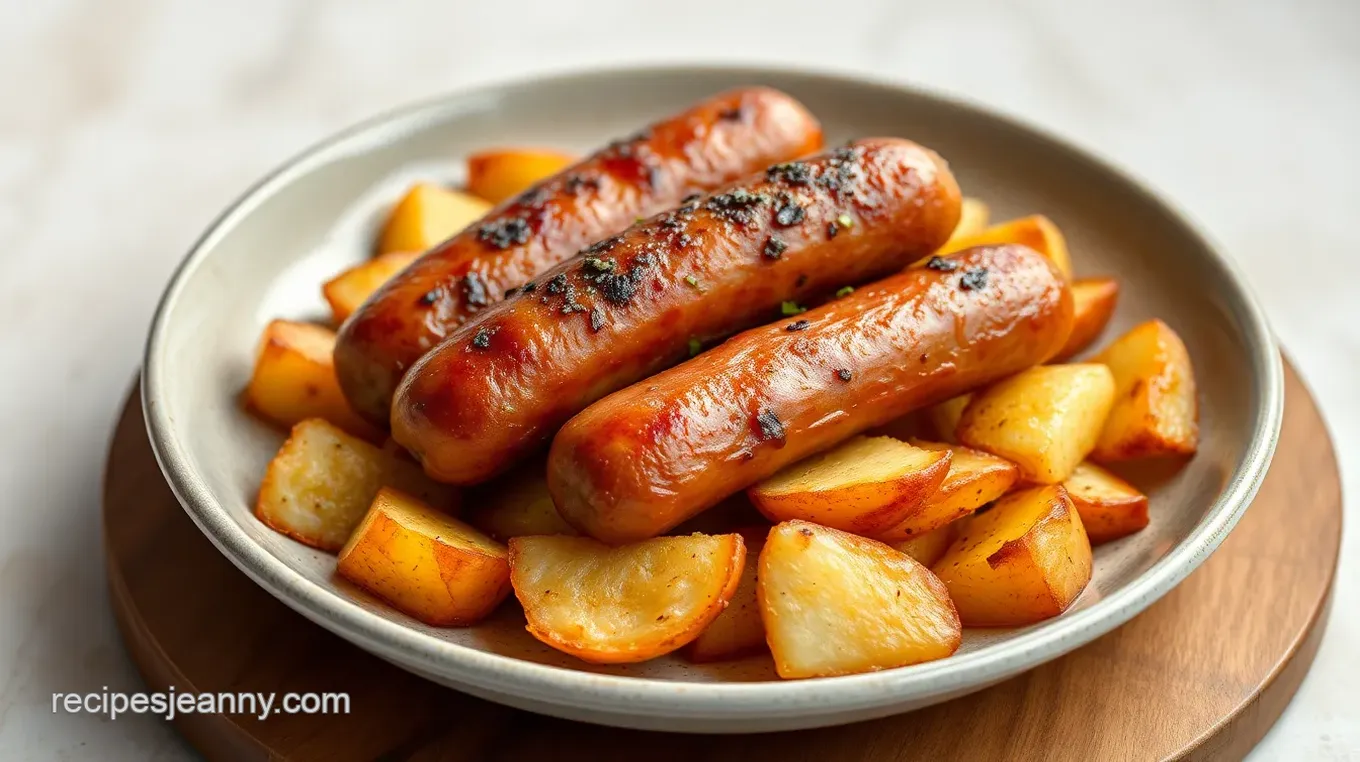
[549,245,1074,544]
[391,138,962,485]
[335,87,824,426]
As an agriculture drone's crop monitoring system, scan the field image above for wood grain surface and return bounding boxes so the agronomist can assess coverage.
[102,362,1341,761]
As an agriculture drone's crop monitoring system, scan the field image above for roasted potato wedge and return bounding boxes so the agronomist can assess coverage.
[945,197,990,243]
[890,524,955,567]
[747,436,952,535]
[337,487,510,625]
[1092,319,1199,461]
[378,183,492,255]
[323,251,421,324]
[936,215,1072,280]
[687,527,768,663]
[760,521,961,678]
[876,441,1018,540]
[958,364,1116,484]
[464,459,578,541]
[256,419,459,551]
[245,319,377,439]
[509,533,745,664]
[926,394,972,444]
[1053,277,1120,361]
[933,485,1092,626]
[466,148,578,205]
[1064,461,1150,544]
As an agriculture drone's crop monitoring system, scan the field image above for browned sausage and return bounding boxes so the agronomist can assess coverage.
[391,138,962,485]
[335,88,824,426]
[548,245,1074,544]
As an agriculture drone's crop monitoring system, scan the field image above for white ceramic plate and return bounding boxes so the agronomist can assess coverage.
[142,65,1282,733]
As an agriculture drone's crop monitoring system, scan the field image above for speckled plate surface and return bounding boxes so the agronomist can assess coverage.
[142,65,1282,732]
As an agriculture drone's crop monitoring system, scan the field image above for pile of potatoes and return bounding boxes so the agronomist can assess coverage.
[240,149,1197,679]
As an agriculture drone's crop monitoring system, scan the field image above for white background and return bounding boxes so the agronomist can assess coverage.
[1,0,1356,758]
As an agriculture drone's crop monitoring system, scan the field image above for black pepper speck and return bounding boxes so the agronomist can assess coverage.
[477,218,531,249]
[774,199,805,227]
[767,162,812,185]
[836,369,853,382]
[471,328,493,349]
[756,409,786,442]
[925,256,958,272]
[960,268,989,290]
[785,320,810,332]
[462,271,489,307]
[589,308,605,332]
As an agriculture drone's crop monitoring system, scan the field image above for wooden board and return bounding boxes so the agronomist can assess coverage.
[103,362,1341,761]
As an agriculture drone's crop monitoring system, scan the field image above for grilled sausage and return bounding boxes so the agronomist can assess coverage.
[392,138,962,485]
[549,245,1074,544]
[335,87,824,426]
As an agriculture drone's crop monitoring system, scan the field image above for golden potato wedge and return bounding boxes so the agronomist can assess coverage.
[466,148,577,205]
[256,419,459,551]
[935,215,1072,280]
[945,197,990,244]
[890,524,955,567]
[958,364,1116,484]
[323,251,421,324]
[509,533,745,664]
[464,459,578,541]
[747,436,952,535]
[760,521,960,678]
[1092,319,1199,461]
[378,183,492,255]
[337,487,510,626]
[244,319,378,439]
[1053,277,1120,361]
[876,441,1018,540]
[933,485,1092,626]
[687,527,768,663]
[926,394,972,443]
[1064,461,1149,544]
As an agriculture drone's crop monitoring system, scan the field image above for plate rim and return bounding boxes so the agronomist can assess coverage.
[141,62,1284,721]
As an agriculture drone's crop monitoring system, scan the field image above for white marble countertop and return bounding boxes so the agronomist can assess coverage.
[1,0,1356,758]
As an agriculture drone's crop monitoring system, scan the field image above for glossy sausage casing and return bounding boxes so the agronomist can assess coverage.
[392,138,963,485]
[335,87,824,426]
[548,245,1074,544]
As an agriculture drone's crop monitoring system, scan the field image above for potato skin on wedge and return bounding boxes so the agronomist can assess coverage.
[255,419,458,551]
[466,148,578,205]
[876,440,1018,541]
[1064,461,1150,544]
[760,521,960,679]
[945,197,990,243]
[935,214,1072,280]
[464,459,579,542]
[747,437,951,535]
[245,319,377,440]
[958,364,1116,484]
[337,487,510,626]
[933,485,1092,627]
[378,183,491,255]
[890,524,955,567]
[1092,319,1199,461]
[1053,277,1120,361]
[323,251,421,324]
[925,393,972,444]
[687,527,769,663]
[509,533,745,664]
